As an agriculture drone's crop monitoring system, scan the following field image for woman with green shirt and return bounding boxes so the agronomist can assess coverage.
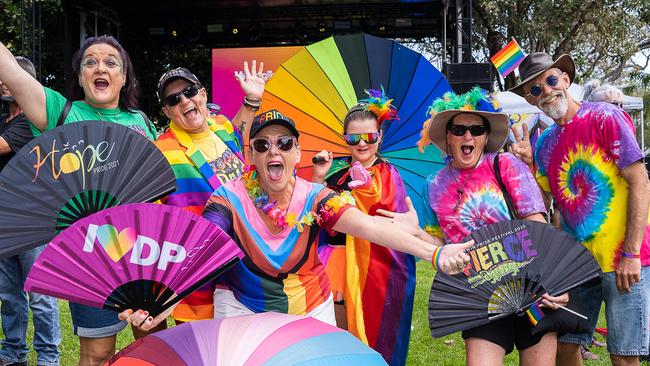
[0,35,154,366]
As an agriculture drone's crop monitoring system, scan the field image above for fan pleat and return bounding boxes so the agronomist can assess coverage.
[429,220,602,338]
[25,203,243,318]
[0,121,176,258]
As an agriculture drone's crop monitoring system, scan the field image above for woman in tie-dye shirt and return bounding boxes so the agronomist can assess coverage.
[413,88,566,366]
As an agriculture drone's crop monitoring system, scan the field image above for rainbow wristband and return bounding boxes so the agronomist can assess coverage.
[622,252,641,259]
[431,246,443,271]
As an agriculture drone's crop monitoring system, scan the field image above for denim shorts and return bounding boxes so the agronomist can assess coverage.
[559,266,650,356]
[69,302,126,338]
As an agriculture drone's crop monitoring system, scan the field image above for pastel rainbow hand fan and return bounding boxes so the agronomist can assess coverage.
[25,203,243,317]
[429,220,601,338]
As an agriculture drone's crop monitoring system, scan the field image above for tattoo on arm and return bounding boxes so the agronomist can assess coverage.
[238,120,246,133]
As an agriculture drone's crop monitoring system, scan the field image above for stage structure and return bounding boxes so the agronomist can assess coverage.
[30,0,489,115]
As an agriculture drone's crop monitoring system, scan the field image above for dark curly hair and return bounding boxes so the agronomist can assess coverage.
[71,35,140,111]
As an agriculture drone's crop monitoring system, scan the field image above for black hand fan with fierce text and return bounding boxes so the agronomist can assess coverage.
[429,220,601,338]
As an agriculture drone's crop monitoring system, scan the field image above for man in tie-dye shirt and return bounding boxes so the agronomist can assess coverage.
[511,52,650,366]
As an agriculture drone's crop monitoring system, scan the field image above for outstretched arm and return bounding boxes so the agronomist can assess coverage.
[332,207,471,274]
[0,42,47,130]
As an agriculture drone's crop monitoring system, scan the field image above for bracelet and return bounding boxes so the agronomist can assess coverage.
[622,252,641,259]
[242,98,260,111]
[431,246,442,271]
[244,96,261,103]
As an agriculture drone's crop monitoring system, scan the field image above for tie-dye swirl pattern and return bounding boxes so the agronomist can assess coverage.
[424,152,545,243]
[535,102,650,272]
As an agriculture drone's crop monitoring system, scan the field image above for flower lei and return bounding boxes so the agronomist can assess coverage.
[241,166,356,232]
[241,166,310,232]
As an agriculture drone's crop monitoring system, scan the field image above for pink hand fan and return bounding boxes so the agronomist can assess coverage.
[25,203,243,317]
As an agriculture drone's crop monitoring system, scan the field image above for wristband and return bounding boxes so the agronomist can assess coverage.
[243,98,261,111]
[622,252,641,259]
[431,246,442,271]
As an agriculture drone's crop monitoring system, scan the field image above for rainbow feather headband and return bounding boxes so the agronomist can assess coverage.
[355,87,399,125]
[418,87,502,151]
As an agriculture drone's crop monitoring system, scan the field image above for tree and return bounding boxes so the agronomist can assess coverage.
[472,0,650,89]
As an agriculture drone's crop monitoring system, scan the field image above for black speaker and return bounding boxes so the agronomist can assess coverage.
[444,62,494,94]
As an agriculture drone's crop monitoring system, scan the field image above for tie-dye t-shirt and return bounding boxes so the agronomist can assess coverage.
[534,102,650,272]
[423,152,545,243]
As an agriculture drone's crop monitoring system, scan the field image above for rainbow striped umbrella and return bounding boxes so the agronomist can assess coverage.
[106,313,387,366]
[261,34,451,218]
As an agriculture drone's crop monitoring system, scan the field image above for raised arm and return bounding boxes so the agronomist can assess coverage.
[0,42,47,130]
[232,60,270,138]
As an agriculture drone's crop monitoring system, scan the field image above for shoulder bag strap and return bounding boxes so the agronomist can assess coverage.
[494,153,518,219]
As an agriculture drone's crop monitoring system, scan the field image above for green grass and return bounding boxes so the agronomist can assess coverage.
[3,261,647,365]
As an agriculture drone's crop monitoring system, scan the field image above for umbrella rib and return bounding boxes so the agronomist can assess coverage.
[383,74,445,149]
[279,64,344,125]
[305,44,354,112]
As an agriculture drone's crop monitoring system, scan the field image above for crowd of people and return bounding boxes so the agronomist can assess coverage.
[0,34,648,366]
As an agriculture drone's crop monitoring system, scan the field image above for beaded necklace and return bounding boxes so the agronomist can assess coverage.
[242,167,317,232]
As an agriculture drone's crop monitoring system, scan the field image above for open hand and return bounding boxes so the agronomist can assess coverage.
[234,60,271,101]
[375,197,420,236]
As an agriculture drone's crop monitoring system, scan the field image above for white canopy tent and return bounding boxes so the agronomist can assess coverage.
[497,84,646,150]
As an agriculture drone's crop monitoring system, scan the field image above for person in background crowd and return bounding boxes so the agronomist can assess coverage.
[0,56,61,366]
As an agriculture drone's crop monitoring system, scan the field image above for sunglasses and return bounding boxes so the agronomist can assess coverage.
[250,136,296,153]
[526,75,560,98]
[344,132,380,146]
[448,124,488,137]
[163,84,201,106]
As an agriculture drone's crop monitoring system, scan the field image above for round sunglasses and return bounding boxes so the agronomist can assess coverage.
[163,84,201,106]
[344,132,380,146]
[250,136,296,153]
[525,75,560,98]
[447,124,488,137]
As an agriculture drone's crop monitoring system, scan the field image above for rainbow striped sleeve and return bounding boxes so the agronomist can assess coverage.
[490,38,526,77]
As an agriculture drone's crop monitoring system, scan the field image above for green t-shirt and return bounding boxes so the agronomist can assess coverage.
[31,87,156,140]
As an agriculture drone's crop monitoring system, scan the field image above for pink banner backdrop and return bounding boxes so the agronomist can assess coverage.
[212,46,302,118]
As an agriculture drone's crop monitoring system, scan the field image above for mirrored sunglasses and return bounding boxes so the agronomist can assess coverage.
[344,132,380,146]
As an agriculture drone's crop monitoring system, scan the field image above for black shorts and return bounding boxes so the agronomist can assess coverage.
[461,314,550,354]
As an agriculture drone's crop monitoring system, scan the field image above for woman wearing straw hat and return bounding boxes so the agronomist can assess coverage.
[380,87,568,365]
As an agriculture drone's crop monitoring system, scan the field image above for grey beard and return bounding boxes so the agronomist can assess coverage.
[538,94,568,120]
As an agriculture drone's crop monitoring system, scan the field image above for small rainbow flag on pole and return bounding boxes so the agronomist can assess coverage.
[526,300,545,326]
[490,38,526,78]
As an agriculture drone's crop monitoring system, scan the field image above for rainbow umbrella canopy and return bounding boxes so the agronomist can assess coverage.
[262,33,452,219]
[106,312,387,366]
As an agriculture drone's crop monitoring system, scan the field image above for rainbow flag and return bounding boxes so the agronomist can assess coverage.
[526,300,545,326]
[490,38,526,77]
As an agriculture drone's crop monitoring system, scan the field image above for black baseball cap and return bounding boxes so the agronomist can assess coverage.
[156,67,201,102]
[249,110,300,139]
